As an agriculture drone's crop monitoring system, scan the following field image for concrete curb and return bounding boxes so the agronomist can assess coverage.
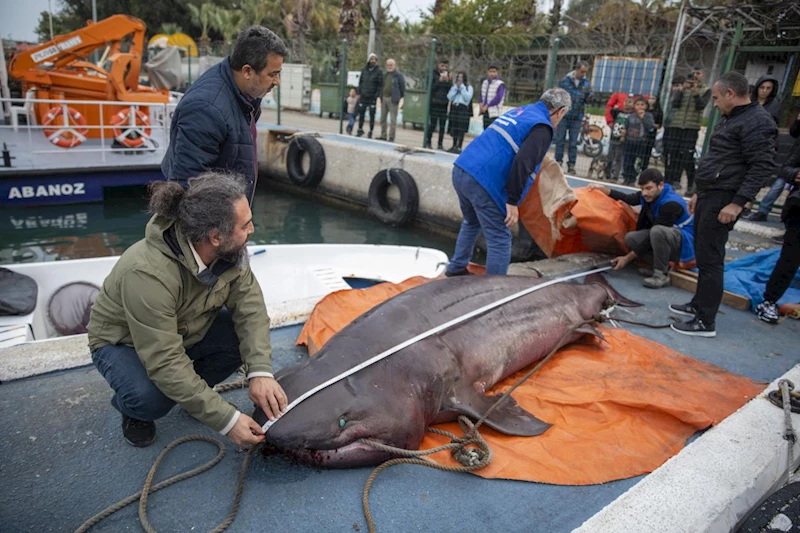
[575,365,800,533]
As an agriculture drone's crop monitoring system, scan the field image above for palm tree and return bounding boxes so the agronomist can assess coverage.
[213,8,246,54]
[187,3,216,55]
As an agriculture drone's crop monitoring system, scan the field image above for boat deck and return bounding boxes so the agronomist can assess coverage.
[2,268,798,532]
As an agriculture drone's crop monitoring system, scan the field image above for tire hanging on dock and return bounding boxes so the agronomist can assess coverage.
[286,136,326,188]
[368,168,419,227]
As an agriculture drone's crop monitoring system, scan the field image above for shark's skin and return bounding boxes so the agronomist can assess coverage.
[256,274,637,468]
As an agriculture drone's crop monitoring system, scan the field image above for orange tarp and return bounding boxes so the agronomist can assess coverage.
[296,280,764,485]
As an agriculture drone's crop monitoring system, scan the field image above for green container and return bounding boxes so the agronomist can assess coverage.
[402,89,428,129]
[319,83,344,118]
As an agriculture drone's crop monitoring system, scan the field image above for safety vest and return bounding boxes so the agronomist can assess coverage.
[644,183,695,262]
[455,101,553,213]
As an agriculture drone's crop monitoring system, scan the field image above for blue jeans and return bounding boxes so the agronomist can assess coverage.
[91,309,243,421]
[447,166,512,275]
[758,177,787,215]
[347,113,355,131]
[554,116,582,166]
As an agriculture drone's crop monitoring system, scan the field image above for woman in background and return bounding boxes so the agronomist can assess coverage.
[447,72,474,154]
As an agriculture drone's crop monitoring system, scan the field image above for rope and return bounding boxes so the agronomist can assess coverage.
[780,379,798,485]
[605,316,680,329]
[359,317,602,533]
[74,435,259,533]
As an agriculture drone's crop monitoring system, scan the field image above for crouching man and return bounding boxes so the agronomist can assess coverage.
[87,172,287,448]
[589,168,694,288]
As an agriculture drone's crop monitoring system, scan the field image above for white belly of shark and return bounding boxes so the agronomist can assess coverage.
[8,183,86,199]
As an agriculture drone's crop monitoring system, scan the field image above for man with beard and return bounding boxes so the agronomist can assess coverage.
[87,173,287,448]
[161,26,288,203]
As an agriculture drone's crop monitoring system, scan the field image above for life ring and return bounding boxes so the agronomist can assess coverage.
[286,136,326,187]
[110,107,152,148]
[41,105,89,148]
[368,168,419,227]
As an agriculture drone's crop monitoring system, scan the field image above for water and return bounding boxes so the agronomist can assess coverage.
[0,186,456,264]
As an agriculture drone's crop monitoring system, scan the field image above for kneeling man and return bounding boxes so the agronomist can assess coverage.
[87,172,286,448]
[589,168,694,288]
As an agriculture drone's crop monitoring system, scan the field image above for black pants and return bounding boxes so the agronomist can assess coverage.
[765,211,800,303]
[664,128,699,189]
[426,106,448,146]
[483,114,496,131]
[357,101,376,133]
[691,190,736,325]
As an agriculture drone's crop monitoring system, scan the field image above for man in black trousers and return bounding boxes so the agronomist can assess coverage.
[670,72,777,337]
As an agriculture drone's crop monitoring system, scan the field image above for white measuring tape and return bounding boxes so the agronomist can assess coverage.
[262,265,613,432]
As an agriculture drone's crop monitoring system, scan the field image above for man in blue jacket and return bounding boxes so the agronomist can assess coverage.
[589,168,694,289]
[161,26,288,203]
[445,88,572,276]
[555,60,592,174]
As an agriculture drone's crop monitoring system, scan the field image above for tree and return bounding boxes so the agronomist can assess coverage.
[543,0,562,88]
[212,7,245,51]
[338,0,361,41]
[421,0,545,35]
[187,2,216,53]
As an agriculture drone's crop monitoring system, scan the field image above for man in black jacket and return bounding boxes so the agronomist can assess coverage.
[424,59,452,150]
[670,72,777,337]
[161,26,288,203]
[356,53,383,138]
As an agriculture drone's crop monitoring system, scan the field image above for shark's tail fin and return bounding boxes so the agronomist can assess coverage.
[585,273,642,307]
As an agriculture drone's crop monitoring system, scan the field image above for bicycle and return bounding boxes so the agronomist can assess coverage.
[579,116,604,158]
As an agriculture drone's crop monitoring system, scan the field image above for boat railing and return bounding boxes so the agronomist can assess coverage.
[0,95,180,163]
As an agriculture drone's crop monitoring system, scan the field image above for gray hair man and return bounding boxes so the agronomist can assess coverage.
[555,59,593,174]
[444,88,571,276]
[87,172,288,448]
[161,26,289,204]
[377,58,406,142]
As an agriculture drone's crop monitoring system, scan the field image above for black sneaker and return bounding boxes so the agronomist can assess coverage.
[122,414,156,447]
[670,317,716,338]
[743,212,767,222]
[756,300,780,324]
[567,164,576,174]
[444,268,473,277]
[356,129,365,137]
[669,302,697,317]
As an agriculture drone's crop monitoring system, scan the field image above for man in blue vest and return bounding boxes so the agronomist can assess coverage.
[589,168,694,288]
[445,88,572,276]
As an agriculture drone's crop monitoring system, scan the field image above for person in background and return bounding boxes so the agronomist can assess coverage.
[447,71,474,154]
[755,138,800,323]
[745,112,800,222]
[664,72,710,193]
[345,88,358,135]
[356,53,383,138]
[642,94,663,171]
[621,97,655,186]
[605,91,629,127]
[377,58,406,142]
[670,72,776,338]
[607,95,633,182]
[555,60,593,174]
[751,75,782,125]
[445,88,571,276]
[424,59,452,150]
[161,26,288,204]
[589,168,694,289]
[479,65,505,131]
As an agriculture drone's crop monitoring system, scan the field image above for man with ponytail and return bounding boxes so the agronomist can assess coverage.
[87,172,286,448]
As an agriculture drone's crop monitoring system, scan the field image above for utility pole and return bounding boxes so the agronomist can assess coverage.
[661,0,688,115]
[367,0,378,57]
[48,0,54,39]
[92,0,98,23]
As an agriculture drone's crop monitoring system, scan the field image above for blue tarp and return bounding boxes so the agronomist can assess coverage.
[724,248,800,311]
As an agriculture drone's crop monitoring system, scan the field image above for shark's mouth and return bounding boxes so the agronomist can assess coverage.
[262,438,395,468]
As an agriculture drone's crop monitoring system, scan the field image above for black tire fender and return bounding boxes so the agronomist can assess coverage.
[368,168,419,227]
[286,136,326,188]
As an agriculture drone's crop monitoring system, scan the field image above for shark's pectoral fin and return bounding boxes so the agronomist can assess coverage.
[441,390,552,437]
[574,323,606,342]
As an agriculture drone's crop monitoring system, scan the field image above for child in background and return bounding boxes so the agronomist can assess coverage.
[621,97,655,185]
[345,88,358,135]
[607,95,634,181]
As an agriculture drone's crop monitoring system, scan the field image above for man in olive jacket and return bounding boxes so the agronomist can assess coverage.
[87,173,286,448]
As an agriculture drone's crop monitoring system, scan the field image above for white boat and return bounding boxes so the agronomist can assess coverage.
[0,243,448,378]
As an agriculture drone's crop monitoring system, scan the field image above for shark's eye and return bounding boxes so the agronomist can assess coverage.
[339,418,346,429]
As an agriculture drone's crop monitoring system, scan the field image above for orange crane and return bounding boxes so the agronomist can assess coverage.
[9,14,169,148]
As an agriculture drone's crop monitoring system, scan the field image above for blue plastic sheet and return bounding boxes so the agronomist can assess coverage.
[723,248,800,310]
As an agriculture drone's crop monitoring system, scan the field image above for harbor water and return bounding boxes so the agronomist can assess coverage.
[0,185,457,264]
